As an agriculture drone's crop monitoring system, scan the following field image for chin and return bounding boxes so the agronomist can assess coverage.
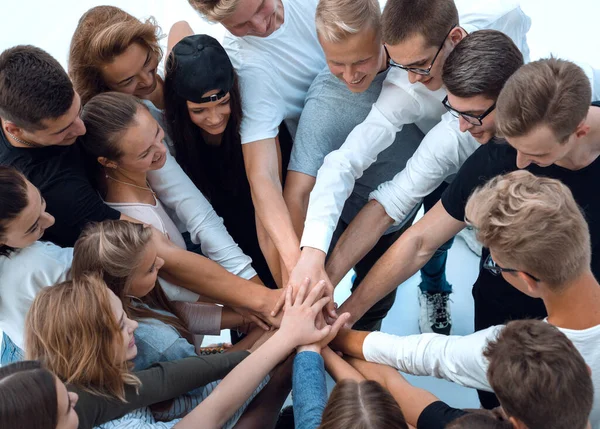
[422,78,443,91]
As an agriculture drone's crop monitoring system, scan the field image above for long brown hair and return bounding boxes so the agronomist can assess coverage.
[319,380,408,429]
[0,166,29,256]
[68,5,163,105]
[25,275,140,401]
[71,220,193,344]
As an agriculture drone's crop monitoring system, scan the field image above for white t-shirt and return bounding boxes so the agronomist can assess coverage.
[363,323,600,429]
[223,0,326,144]
[0,242,72,349]
[301,1,532,252]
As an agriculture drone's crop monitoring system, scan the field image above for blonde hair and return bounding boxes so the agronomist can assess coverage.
[69,5,163,105]
[465,170,590,287]
[496,58,592,143]
[25,275,140,401]
[315,0,381,43]
[72,220,192,344]
[187,0,242,22]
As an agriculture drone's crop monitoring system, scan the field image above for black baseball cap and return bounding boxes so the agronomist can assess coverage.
[170,34,234,104]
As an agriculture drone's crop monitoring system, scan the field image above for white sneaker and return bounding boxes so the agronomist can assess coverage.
[457,226,482,257]
[418,290,452,335]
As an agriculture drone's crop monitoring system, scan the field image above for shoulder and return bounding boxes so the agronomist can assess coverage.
[0,241,72,272]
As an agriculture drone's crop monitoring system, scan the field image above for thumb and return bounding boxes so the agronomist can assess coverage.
[329,312,351,338]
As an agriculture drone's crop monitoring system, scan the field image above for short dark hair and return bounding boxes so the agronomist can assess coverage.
[0,166,29,257]
[0,361,58,429]
[446,413,512,429]
[442,30,524,99]
[484,320,593,429]
[381,0,458,46]
[0,45,74,131]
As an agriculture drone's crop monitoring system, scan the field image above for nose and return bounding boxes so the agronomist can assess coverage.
[407,71,422,84]
[250,15,268,35]
[156,256,165,270]
[41,212,55,229]
[69,392,79,407]
[74,117,86,137]
[516,152,531,169]
[343,66,357,84]
[207,109,221,126]
[130,319,139,332]
[139,71,154,89]
[459,116,474,133]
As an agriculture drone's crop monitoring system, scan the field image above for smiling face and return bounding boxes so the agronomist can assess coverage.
[14,93,86,147]
[221,0,284,37]
[127,241,164,298]
[109,106,167,173]
[446,93,497,143]
[108,288,139,362]
[1,179,55,249]
[320,26,385,93]
[187,90,232,136]
[55,377,79,429]
[101,43,160,99]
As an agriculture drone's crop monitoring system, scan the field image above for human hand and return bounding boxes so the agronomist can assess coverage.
[231,306,271,331]
[297,309,351,354]
[276,278,334,349]
[271,247,336,319]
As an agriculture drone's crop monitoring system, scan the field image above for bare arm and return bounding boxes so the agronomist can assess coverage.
[347,358,438,427]
[326,200,394,286]
[339,201,465,325]
[321,347,364,382]
[166,21,194,65]
[243,139,301,280]
[329,328,369,360]
[283,171,316,239]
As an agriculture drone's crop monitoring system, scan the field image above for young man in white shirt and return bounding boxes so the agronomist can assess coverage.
[188,0,326,285]
[321,30,523,335]
[283,0,425,332]
[332,170,600,426]
[283,0,531,319]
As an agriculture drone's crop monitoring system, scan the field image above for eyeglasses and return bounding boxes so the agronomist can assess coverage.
[387,25,457,76]
[442,96,496,126]
[483,254,540,282]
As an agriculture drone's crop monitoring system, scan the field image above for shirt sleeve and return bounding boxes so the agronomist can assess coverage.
[147,150,257,280]
[293,351,327,429]
[417,401,469,429]
[74,352,250,429]
[237,64,286,144]
[370,115,478,224]
[300,78,423,252]
[42,169,120,246]
[362,329,501,392]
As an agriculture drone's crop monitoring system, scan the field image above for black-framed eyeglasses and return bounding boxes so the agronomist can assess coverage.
[387,24,457,76]
[483,254,540,282]
[442,96,496,126]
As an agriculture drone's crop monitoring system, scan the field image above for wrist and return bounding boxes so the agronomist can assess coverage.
[272,330,300,353]
[300,247,326,265]
[297,344,321,354]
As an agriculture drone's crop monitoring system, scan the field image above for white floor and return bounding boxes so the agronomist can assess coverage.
[2,0,600,411]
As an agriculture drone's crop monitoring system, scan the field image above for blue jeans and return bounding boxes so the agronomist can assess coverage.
[1,332,25,365]
[419,182,453,294]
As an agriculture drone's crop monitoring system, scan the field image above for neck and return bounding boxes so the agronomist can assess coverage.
[201,130,223,146]
[1,119,42,148]
[556,106,600,170]
[545,270,600,330]
[378,45,389,74]
[108,168,148,187]
[146,76,165,110]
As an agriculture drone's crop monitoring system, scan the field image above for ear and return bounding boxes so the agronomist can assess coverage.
[449,26,467,47]
[517,271,541,297]
[574,119,591,139]
[4,121,25,138]
[509,416,528,429]
[97,156,117,169]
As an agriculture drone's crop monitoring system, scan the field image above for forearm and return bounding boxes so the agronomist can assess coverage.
[177,332,295,428]
[255,216,283,288]
[249,173,301,273]
[158,247,274,313]
[326,200,394,285]
[321,347,364,382]
[220,307,245,329]
[338,231,433,324]
[329,329,369,359]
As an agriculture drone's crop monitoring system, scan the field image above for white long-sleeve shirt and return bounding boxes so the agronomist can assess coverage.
[363,325,600,428]
[147,150,257,281]
[300,1,532,252]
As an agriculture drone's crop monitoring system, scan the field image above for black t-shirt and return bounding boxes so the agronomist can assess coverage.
[0,130,120,247]
[441,102,600,329]
[417,401,469,429]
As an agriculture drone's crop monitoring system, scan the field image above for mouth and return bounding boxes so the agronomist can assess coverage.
[469,130,485,139]
[152,153,165,165]
[347,75,366,87]
[206,120,226,130]
[128,336,135,349]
